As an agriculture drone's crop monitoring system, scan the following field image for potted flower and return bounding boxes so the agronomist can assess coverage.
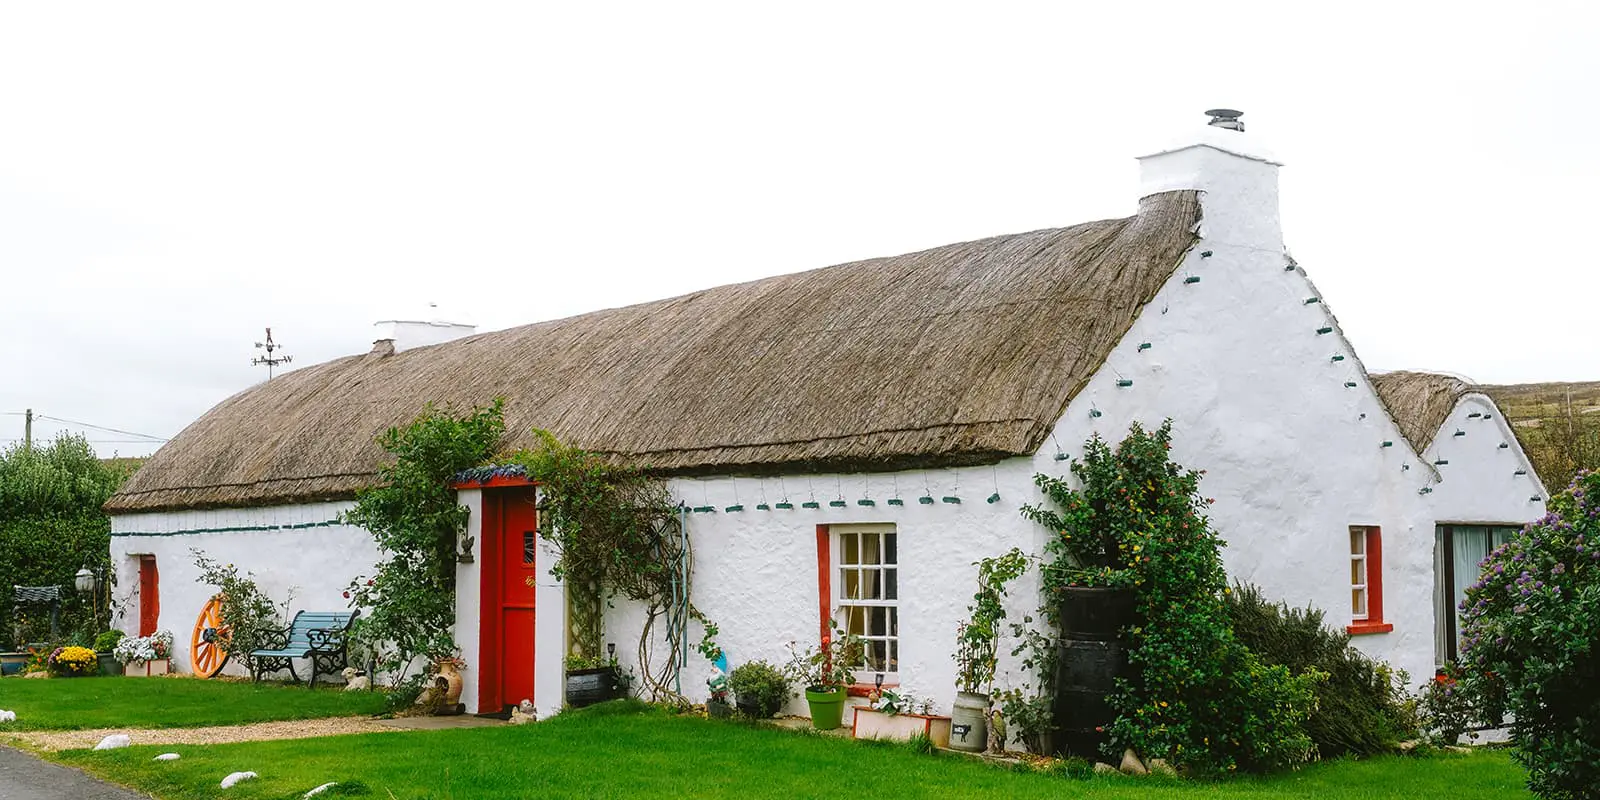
[46,645,99,677]
[950,548,1029,752]
[785,624,866,730]
[727,659,789,718]
[114,630,173,676]
[93,630,125,676]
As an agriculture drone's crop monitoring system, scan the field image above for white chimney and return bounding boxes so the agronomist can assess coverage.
[1136,109,1284,254]
[374,303,476,353]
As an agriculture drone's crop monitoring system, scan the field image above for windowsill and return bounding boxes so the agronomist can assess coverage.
[1346,622,1394,635]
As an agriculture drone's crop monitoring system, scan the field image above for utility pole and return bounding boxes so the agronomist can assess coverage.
[23,408,31,451]
[252,328,293,380]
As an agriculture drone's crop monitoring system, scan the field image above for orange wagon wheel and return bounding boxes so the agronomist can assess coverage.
[190,595,232,678]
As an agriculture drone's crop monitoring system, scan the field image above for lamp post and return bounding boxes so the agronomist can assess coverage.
[74,562,107,633]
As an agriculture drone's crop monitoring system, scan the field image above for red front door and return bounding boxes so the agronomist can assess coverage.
[480,487,538,713]
[138,556,160,636]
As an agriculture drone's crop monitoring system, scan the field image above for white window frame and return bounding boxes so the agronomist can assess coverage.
[831,523,899,683]
[1350,526,1369,621]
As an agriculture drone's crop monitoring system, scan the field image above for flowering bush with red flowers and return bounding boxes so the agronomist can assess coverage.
[1460,469,1600,800]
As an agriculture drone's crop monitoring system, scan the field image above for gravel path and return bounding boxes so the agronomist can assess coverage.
[5,717,399,752]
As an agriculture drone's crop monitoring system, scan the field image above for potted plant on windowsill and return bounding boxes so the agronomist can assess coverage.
[785,624,866,730]
[952,548,1029,753]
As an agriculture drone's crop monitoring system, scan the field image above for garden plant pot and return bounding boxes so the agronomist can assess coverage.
[96,653,123,676]
[706,698,735,719]
[1056,586,1138,640]
[851,707,952,748]
[805,686,847,730]
[950,690,990,752]
[0,652,25,677]
[1052,586,1137,758]
[565,667,620,708]
[735,695,780,718]
[127,658,170,677]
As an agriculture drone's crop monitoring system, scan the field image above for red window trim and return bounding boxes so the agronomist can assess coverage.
[815,525,831,645]
[1347,526,1393,635]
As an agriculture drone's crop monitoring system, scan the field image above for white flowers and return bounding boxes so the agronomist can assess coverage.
[114,630,175,666]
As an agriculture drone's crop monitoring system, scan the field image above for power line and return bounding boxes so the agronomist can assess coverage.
[32,414,168,442]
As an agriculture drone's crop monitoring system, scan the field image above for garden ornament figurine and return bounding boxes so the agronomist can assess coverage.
[341,667,370,692]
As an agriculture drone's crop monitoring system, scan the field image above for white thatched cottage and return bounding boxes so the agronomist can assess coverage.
[105,112,1544,719]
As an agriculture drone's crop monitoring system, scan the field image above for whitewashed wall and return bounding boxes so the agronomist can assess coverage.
[108,501,378,679]
[1422,393,1547,525]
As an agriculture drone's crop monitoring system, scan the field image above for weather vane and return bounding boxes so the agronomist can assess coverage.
[252,327,293,379]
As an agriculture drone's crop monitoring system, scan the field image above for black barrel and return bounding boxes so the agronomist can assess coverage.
[1053,586,1137,758]
[565,667,620,708]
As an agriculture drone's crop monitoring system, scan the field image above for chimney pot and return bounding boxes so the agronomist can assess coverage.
[1205,108,1245,131]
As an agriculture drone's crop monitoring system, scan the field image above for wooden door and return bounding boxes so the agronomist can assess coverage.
[138,555,160,636]
[480,487,538,713]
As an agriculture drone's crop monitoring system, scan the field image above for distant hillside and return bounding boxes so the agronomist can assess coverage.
[1481,381,1600,490]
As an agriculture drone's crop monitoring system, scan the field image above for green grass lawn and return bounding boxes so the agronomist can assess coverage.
[52,702,1532,800]
[0,675,387,730]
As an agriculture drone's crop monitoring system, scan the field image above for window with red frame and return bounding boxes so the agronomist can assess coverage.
[1347,525,1392,634]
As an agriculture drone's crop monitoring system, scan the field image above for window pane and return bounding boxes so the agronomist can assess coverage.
[888,607,898,636]
[1350,528,1365,555]
[1352,588,1367,616]
[844,605,866,636]
[885,568,898,600]
[885,533,897,566]
[869,607,888,637]
[842,569,860,600]
[1350,559,1364,586]
[862,533,880,566]
[867,640,887,671]
[841,533,859,566]
[862,568,881,600]
[888,640,898,672]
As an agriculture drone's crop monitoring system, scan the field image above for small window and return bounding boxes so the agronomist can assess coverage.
[523,530,537,565]
[1347,526,1392,635]
[831,525,899,680]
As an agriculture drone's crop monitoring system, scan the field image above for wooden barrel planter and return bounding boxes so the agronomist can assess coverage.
[565,667,623,708]
[1053,586,1137,758]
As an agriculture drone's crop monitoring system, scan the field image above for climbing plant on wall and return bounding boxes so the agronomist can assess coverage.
[344,400,506,678]
[498,431,701,704]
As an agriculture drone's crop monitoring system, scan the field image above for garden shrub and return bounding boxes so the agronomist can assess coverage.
[1417,663,1478,747]
[727,660,790,718]
[1460,469,1600,800]
[1026,421,1319,775]
[92,629,125,653]
[47,645,99,676]
[1225,582,1415,758]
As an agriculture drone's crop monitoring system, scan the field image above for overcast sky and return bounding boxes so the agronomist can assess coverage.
[3,2,1595,458]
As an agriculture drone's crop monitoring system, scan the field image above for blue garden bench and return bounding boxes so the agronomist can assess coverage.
[248,610,359,689]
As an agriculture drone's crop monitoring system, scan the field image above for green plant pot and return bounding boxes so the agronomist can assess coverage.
[805,686,848,730]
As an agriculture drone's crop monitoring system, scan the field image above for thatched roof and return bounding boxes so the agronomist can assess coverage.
[1370,371,1476,454]
[107,191,1202,513]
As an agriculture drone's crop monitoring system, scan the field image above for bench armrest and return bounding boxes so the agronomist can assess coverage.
[252,625,291,653]
[306,626,348,652]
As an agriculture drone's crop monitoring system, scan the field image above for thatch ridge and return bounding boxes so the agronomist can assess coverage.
[1370,371,1476,454]
[107,191,1202,513]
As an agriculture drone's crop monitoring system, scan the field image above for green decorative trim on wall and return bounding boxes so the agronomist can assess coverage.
[111,519,345,537]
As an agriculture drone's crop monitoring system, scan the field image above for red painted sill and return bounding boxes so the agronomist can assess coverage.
[1346,622,1394,636]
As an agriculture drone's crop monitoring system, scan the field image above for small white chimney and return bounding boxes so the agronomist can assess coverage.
[1136,109,1284,254]
[374,303,476,353]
